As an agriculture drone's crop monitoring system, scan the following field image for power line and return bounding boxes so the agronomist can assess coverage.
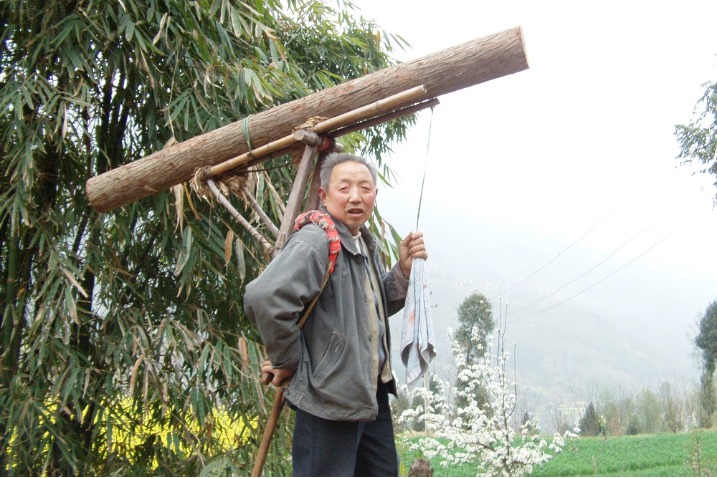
[506,224,652,317]
[507,230,675,323]
[491,213,611,300]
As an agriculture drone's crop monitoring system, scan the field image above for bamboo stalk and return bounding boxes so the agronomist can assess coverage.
[310,85,428,134]
[241,187,279,239]
[202,85,427,179]
[205,180,274,257]
[331,97,440,138]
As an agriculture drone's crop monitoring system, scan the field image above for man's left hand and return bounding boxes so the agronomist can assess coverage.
[399,231,428,279]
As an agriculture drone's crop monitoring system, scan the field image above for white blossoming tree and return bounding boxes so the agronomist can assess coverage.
[399,327,578,476]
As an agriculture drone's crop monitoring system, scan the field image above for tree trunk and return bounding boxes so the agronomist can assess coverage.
[86,26,528,212]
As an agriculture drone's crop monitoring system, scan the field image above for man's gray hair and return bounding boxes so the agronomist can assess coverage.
[319,153,378,189]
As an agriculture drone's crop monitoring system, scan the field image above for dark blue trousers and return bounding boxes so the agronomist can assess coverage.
[292,382,399,477]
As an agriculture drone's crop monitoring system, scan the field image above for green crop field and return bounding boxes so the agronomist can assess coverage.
[398,430,717,476]
[532,431,717,477]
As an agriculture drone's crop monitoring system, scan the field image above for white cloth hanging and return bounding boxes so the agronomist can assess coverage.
[400,258,436,386]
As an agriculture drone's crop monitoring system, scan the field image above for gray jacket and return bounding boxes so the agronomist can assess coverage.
[244,216,409,421]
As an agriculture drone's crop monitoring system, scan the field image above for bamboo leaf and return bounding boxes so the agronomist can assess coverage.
[165,321,176,347]
[222,342,233,385]
[152,12,168,45]
[173,183,184,232]
[20,84,35,109]
[199,343,211,374]
[235,238,246,282]
[269,38,280,65]
[230,8,243,37]
[224,228,234,264]
[62,268,88,298]
[126,18,135,42]
[174,226,193,276]
[64,286,78,324]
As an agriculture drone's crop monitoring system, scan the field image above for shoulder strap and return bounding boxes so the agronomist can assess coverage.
[293,210,341,274]
[293,210,341,329]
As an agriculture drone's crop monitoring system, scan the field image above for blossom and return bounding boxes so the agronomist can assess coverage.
[398,326,578,476]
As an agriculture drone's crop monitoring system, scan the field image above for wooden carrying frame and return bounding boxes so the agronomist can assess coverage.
[195,86,437,476]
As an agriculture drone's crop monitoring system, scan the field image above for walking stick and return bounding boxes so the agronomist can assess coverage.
[250,265,332,476]
[251,387,286,477]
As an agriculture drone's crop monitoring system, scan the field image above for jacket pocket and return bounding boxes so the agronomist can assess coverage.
[312,332,344,384]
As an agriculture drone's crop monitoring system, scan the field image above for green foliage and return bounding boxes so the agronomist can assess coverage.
[587,383,694,437]
[396,436,481,477]
[453,292,494,410]
[455,292,494,363]
[675,80,717,205]
[579,402,601,437]
[530,431,717,477]
[696,301,717,360]
[696,300,717,427]
[0,0,411,475]
[400,431,717,476]
[634,388,662,435]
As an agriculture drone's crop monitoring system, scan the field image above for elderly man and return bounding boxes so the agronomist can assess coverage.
[244,152,427,476]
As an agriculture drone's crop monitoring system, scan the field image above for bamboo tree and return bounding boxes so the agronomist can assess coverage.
[0,0,411,474]
[675,81,717,205]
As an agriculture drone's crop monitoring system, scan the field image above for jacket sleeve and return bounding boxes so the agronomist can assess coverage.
[383,263,410,317]
[244,227,329,370]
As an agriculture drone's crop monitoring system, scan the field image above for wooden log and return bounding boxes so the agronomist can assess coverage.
[86,26,528,212]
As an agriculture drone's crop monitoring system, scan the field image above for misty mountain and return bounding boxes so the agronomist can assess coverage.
[387,202,709,427]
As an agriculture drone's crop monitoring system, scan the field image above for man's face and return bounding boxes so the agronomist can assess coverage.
[319,161,377,235]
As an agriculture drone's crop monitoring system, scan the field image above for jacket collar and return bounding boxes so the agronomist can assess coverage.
[318,206,374,257]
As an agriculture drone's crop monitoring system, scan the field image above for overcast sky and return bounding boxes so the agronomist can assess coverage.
[352,0,717,387]
[353,0,717,296]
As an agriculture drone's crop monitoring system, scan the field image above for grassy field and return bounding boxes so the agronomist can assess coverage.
[398,430,717,476]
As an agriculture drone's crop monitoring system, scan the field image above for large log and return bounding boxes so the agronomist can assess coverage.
[87,26,528,212]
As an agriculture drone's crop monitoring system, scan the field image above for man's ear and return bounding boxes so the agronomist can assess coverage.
[318,188,327,204]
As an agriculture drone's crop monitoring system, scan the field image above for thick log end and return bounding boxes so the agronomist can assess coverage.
[516,25,530,70]
[86,175,124,213]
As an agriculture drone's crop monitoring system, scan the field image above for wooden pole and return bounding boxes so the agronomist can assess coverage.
[201,85,428,180]
[273,130,321,252]
[250,133,330,477]
[251,388,286,477]
[86,26,528,212]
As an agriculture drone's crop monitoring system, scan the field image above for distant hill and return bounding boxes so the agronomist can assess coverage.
[387,203,707,430]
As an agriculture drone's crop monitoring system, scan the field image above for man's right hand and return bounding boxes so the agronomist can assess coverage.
[261,359,295,387]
